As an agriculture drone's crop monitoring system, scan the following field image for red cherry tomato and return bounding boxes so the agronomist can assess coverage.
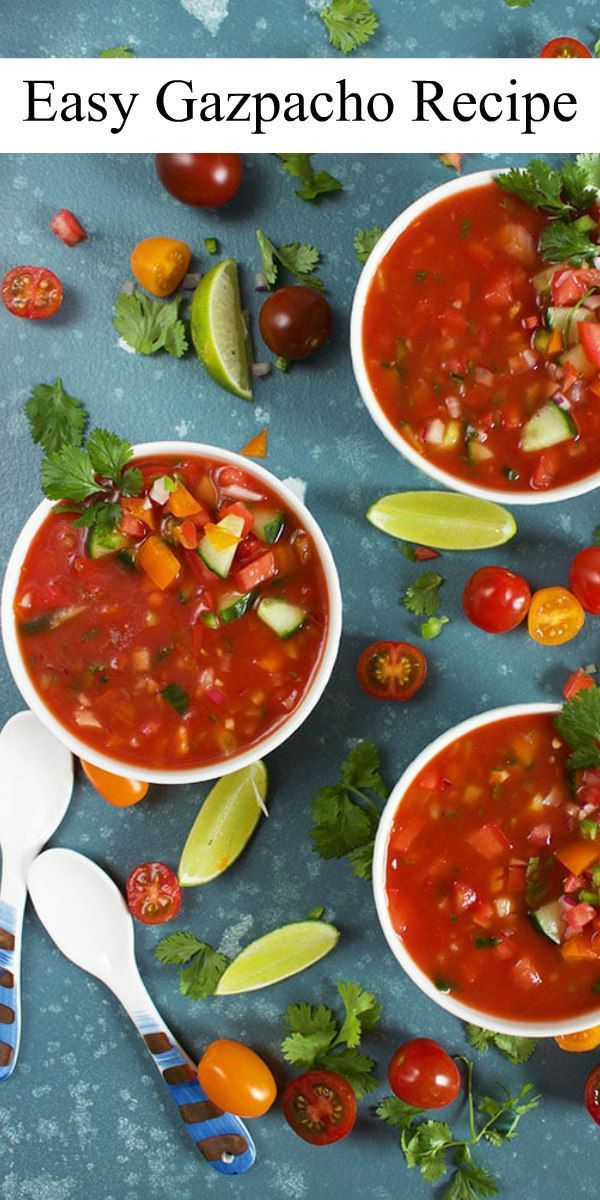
[540,37,592,58]
[463,566,531,634]
[563,668,595,701]
[281,1069,357,1145]
[585,1063,600,1126]
[569,547,600,614]
[388,1039,461,1110]
[197,1039,277,1118]
[1,265,63,319]
[259,286,333,360]
[155,154,243,207]
[357,641,427,702]
[125,862,181,925]
[50,209,87,246]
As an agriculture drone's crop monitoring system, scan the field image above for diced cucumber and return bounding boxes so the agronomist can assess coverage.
[529,900,564,945]
[467,438,494,465]
[252,506,285,545]
[546,306,594,344]
[87,526,129,559]
[198,513,245,579]
[218,591,257,623]
[519,400,577,453]
[257,597,306,639]
[201,611,219,629]
[562,343,598,380]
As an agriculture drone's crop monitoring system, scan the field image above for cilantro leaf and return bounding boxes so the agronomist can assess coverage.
[41,445,103,503]
[282,1002,338,1067]
[478,1083,540,1144]
[562,161,599,213]
[444,1147,499,1200]
[402,572,444,617]
[72,501,121,534]
[155,930,205,965]
[276,154,343,202]
[376,1095,425,1130]
[496,160,584,216]
[256,230,278,287]
[281,981,380,1097]
[120,466,143,497]
[335,981,381,1047]
[310,785,375,858]
[113,291,188,357]
[504,0,533,7]
[577,153,600,191]
[98,44,135,57]
[555,685,600,772]
[25,378,87,454]
[317,1047,378,1098]
[255,231,324,290]
[178,944,229,1000]
[540,218,597,267]
[421,615,449,640]
[465,1024,537,1064]
[87,428,134,482]
[354,226,383,263]
[348,839,376,879]
[320,0,379,54]
[401,1120,452,1183]
[341,740,387,799]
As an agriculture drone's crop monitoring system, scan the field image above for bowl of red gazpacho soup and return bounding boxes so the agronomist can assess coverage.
[373,703,600,1036]
[2,443,341,783]
[352,168,600,504]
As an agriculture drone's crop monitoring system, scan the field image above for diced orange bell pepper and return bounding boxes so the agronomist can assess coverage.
[166,483,202,518]
[240,426,269,458]
[138,535,180,590]
[556,839,600,876]
[561,932,600,962]
[273,543,297,575]
[122,496,156,529]
[547,327,563,356]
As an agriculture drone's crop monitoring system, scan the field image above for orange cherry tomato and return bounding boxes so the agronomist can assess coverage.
[130,237,191,297]
[540,37,592,59]
[81,760,149,807]
[527,587,585,647]
[197,1039,276,1118]
[555,1026,600,1053]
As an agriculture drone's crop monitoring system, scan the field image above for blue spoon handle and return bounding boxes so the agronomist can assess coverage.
[0,871,26,1080]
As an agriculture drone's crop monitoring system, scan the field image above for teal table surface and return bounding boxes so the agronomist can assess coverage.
[1,151,599,1198]
[3,0,599,59]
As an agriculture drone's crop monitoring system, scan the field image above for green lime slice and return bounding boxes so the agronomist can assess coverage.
[367,491,516,551]
[215,919,340,995]
[190,259,252,401]
[178,761,267,886]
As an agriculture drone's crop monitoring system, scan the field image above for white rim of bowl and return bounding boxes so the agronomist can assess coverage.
[350,167,600,507]
[372,701,600,1038]
[1,441,342,785]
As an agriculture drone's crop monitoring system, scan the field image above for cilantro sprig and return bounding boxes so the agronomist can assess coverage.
[113,290,188,356]
[282,980,381,1097]
[320,0,379,54]
[256,230,324,290]
[155,931,229,1000]
[496,156,600,266]
[310,741,388,879]
[402,572,444,617]
[465,1024,538,1065]
[354,226,383,264]
[377,1057,539,1199]
[25,379,87,454]
[276,154,343,203]
[554,684,600,772]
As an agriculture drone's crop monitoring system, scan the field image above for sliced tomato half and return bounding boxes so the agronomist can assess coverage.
[357,641,427,701]
[1,265,63,319]
[540,37,592,58]
[125,862,182,925]
[281,1070,357,1146]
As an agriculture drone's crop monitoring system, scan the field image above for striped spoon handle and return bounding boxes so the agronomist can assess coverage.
[0,865,26,1080]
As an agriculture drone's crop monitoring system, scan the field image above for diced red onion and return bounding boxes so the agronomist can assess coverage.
[582,294,600,310]
[182,273,201,289]
[584,663,598,675]
[206,685,226,706]
[569,380,588,405]
[255,272,267,291]
[552,392,572,411]
[251,361,271,378]
[209,466,265,503]
[473,367,494,387]
[422,418,446,445]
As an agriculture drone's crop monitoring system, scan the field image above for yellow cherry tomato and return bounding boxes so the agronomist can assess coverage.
[81,760,149,807]
[197,1039,276,1118]
[130,237,191,297]
[555,1026,600,1052]
[527,586,585,646]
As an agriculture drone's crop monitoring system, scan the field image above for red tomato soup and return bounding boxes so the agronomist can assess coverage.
[363,182,600,493]
[386,714,600,1023]
[14,455,329,771]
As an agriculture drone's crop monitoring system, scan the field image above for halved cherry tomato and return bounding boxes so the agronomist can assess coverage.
[388,1039,461,1109]
[125,862,181,925]
[585,1063,600,1125]
[463,566,531,634]
[130,237,191,298]
[155,154,243,207]
[357,641,427,701]
[528,587,585,646]
[569,547,600,614]
[281,1069,357,1145]
[540,37,592,58]
[555,1026,600,1053]
[50,209,87,246]
[1,265,63,319]
[197,1039,276,1118]
[81,760,149,807]
[579,322,600,368]
[563,669,595,701]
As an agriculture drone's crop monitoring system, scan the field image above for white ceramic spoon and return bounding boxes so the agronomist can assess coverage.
[27,847,256,1175]
[0,711,73,1079]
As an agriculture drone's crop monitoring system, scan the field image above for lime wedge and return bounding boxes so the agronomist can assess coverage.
[215,920,340,995]
[178,761,267,886]
[190,259,252,400]
[367,491,516,551]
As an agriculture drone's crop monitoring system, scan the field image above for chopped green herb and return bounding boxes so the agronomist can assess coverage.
[25,379,87,455]
[319,0,379,54]
[459,217,471,239]
[201,612,219,629]
[160,683,190,715]
[277,154,343,203]
[434,977,453,993]
[525,855,554,908]
[113,290,188,356]
[581,818,599,841]
[503,466,520,482]
[256,230,324,291]
[416,270,428,281]
[354,226,383,263]
[421,615,449,640]
[402,572,444,618]
[474,937,501,949]
[274,356,291,373]
[310,740,387,880]
[466,1023,538,1063]
[155,931,229,999]
[281,980,380,1097]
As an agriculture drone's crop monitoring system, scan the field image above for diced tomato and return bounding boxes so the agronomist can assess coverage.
[175,519,200,550]
[414,546,441,562]
[482,271,514,308]
[563,874,586,894]
[236,534,264,565]
[512,956,542,987]
[440,153,462,172]
[466,822,510,859]
[50,209,88,247]
[579,322,600,368]
[494,937,517,961]
[218,501,254,537]
[564,902,596,931]
[506,863,526,893]
[453,882,478,911]
[233,551,277,593]
[527,823,552,848]
[472,901,495,928]
[439,308,468,335]
[185,549,217,585]
[552,269,600,307]
[120,514,145,539]
[531,449,559,491]
[563,668,595,700]
[562,361,579,392]
[466,241,494,269]
[391,816,424,855]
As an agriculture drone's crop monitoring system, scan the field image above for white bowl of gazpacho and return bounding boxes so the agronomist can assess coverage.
[373,703,600,1037]
[1,442,342,784]
[351,168,600,505]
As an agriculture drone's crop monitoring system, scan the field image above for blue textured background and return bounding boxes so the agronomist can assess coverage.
[3,0,600,59]
[2,149,600,1198]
